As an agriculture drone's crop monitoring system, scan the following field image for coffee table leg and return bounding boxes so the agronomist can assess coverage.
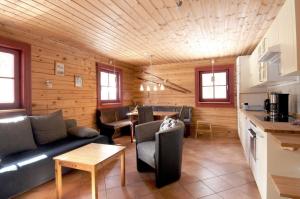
[55,160,62,199]
[91,167,98,199]
[120,151,125,186]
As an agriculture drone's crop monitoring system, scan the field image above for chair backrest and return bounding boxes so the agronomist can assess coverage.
[178,106,185,121]
[138,106,154,124]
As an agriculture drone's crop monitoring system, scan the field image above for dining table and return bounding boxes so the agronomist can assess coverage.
[126,111,179,142]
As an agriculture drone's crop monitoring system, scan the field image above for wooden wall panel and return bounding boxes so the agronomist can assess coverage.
[133,56,238,137]
[0,25,135,128]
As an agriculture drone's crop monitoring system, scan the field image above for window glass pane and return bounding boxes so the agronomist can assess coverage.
[108,73,116,87]
[108,87,117,100]
[0,78,14,103]
[202,73,213,86]
[202,86,213,99]
[214,72,227,86]
[215,86,227,99]
[0,52,14,78]
[101,86,109,100]
[100,72,108,86]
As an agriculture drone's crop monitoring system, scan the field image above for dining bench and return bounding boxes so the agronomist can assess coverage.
[96,106,133,143]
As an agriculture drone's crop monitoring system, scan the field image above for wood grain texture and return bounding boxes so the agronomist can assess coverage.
[133,57,238,136]
[271,133,300,151]
[271,175,300,199]
[241,110,300,134]
[0,0,285,65]
[0,25,135,128]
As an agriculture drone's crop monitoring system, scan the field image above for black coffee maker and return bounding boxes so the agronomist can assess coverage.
[265,93,289,121]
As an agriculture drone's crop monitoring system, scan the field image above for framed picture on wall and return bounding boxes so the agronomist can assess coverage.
[74,75,83,88]
[55,62,65,76]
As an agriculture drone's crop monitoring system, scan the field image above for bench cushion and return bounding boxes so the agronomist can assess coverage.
[106,119,131,129]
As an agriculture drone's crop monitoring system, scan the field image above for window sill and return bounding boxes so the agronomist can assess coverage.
[0,108,27,118]
[196,101,234,108]
[98,102,122,108]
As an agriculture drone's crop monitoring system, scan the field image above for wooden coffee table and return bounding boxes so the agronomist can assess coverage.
[53,143,126,199]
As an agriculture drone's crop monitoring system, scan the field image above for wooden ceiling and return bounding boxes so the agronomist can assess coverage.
[0,0,285,66]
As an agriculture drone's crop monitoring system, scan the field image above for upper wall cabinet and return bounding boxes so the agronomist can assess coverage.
[248,0,300,88]
[277,0,300,76]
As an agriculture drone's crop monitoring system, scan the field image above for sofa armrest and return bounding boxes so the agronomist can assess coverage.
[135,120,162,144]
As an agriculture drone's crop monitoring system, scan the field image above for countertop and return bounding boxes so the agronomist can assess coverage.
[271,175,300,199]
[240,110,300,134]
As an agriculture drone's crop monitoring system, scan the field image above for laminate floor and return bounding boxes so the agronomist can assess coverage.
[15,136,260,199]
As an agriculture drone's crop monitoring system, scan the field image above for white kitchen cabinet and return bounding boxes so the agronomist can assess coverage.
[238,111,250,164]
[277,0,300,76]
[255,129,267,199]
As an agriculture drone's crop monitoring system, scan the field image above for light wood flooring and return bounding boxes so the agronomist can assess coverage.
[15,136,260,199]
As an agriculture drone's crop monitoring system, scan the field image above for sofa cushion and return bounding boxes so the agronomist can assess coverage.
[100,109,116,123]
[0,135,108,168]
[159,118,180,131]
[67,127,99,138]
[0,116,37,159]
[137,141,155,168]
[30,110,67,145]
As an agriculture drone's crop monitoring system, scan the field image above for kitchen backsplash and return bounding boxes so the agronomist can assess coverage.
[268,81,300,115]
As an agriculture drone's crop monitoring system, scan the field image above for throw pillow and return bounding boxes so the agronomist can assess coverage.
[0,116,37,158]
[159,118,180,131]
[67,127,99,138]
[30,110,67,145]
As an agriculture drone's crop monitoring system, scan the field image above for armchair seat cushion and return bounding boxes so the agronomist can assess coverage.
[137,141,155,168]
[106,119,132,129]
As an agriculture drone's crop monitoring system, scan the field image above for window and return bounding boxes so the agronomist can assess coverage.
[0,36,31,114]
[195,65,234,107]
[96,63,122,107]
[0,48,20,108]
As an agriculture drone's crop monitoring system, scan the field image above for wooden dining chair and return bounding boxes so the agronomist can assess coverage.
[137,106,154,124]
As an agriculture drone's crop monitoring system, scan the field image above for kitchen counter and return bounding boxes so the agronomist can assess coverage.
[271,175,300,199]
[240,110,300,134]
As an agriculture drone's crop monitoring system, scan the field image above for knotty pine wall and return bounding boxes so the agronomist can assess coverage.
[133,57,238,137]
[0,25,135,128]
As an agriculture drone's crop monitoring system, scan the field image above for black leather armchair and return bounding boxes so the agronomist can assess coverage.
[135,120,184,187]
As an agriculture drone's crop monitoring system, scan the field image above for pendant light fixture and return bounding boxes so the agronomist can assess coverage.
[160,84,165,91]
[153,84,158,91]
[146,85,151,91]
[140,84,144,91]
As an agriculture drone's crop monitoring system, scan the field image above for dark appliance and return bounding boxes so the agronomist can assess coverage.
[264,98,270,114]
[269,93,289,121]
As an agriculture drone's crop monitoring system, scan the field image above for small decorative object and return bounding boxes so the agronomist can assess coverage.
[45,80,53,89]
[74,75,83,88]
[55,62,65,76]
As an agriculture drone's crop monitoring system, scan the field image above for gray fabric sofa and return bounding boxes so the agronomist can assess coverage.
[0,118,108,199]
[135,120,184,187]
[149,105,192,137]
